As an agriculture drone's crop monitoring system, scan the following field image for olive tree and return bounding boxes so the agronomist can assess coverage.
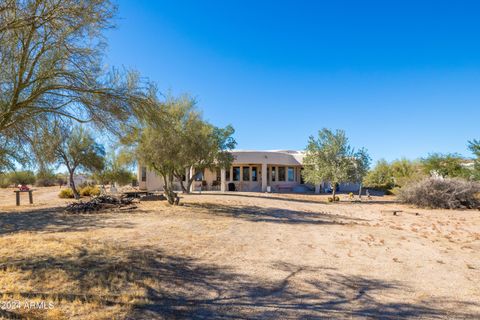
[302,128,370,200]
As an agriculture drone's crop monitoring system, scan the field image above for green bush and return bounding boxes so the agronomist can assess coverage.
[59,188,75,199]
[8,170,36,185]
[80,185,100,197]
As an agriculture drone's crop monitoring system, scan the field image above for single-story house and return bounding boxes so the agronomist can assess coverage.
[137,150,360,193]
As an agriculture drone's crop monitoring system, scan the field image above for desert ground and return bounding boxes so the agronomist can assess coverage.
[0,186,479,319]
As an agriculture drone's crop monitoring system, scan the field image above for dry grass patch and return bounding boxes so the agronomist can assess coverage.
[0,188,479,318]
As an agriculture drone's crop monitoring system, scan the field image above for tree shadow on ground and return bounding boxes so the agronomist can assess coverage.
[0,207,137,235]
[195,192,399,206]
[1,245,478,319]
[184,202,367,225]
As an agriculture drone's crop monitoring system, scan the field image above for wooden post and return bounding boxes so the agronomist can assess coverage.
[15,191,20,206]
[29,190,33,204]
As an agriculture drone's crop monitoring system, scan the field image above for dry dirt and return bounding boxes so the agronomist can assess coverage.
[0,186,479,319]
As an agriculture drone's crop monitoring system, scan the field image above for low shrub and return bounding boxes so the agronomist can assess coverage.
[80,185,100,197]
[327,196,340,202]
[59,188,75,199]
[398,177,480,209]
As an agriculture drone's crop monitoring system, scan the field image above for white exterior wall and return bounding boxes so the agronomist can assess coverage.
[137,150,361,193]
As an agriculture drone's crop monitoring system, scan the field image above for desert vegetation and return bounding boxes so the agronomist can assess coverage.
[398,178,480,209]
[302,128,370,200]
[0,187,479,319]
[0,1,479,318]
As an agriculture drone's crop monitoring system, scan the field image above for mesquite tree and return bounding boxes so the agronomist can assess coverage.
[302,128,370,200]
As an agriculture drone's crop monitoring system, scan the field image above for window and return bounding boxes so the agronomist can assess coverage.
[195,170,204,181]
[233,167,240,181]
[271,166,276,182]
[243,166,250,181]
[226,169,231,181]
[278,167,286,181]
[141,167,147,182]
[251,167,258,181]
[216,168,221,181]
[288,167,294,181]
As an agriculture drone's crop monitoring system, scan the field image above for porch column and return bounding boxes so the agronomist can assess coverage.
[220,168,226,192]
[189,167,195,193]
[261,163,268,192]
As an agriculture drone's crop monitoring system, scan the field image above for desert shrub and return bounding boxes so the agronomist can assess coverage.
[421,153,470,178]
[0,174,10,188]
[327,196,340,202]
[363,160,395,190]
[78,180,96,189]
[80,185,100,197]
[59,188,75,199]
[8,170,36,185]
[35,170,57,187]
[364,159,425,191]
[398,177,480,209]
[56,174,68,186]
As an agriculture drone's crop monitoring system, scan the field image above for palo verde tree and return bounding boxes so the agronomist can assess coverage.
[363,158,425,191]
[122,94,236,205]
[302,128,370,200]
[172,105,236,193]
[0,0,146,169]
[363,159,395,191]
[421,153,470,179]
[41,124,105,199]
[93,151,134,187]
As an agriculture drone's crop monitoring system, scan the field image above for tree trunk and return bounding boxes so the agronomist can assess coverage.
[179,180,188,193]
[68,168,80,199]
[175,172,194,193]
[163,173,179,205]
[332,183,337,201]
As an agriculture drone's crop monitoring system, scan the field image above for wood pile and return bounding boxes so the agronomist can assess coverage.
[64,195,137,214]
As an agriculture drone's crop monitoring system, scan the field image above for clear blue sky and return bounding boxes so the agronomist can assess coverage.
[104,0,480,163]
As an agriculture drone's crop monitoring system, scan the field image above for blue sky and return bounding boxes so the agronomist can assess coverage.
[104,0,480,163]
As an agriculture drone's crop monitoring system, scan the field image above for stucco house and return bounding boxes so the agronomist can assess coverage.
[138,150,361,194]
